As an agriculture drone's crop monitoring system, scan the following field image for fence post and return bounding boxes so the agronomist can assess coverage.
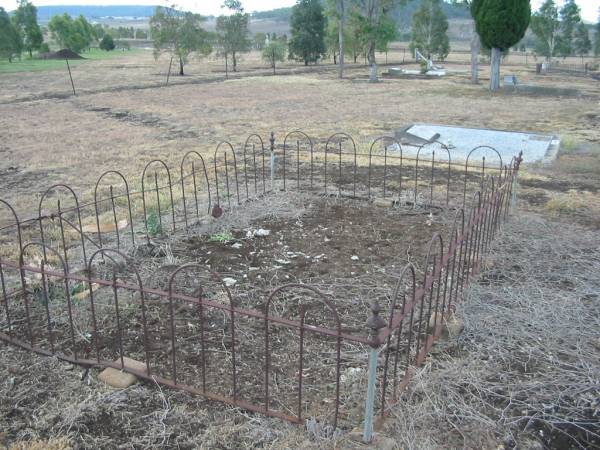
[511,152,523,212]
[363,301,386,443]
[270,132,276,191]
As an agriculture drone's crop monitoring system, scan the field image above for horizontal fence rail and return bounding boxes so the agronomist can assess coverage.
[0,130,522,438]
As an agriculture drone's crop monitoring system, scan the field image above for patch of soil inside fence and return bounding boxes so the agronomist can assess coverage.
[2,192,459,432]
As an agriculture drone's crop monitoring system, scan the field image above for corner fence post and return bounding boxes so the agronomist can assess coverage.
[363,301,386,443]
[270,132,276,191]
[511,152,523,213]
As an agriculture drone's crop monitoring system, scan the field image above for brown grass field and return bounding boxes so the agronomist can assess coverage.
[0,46,599,449]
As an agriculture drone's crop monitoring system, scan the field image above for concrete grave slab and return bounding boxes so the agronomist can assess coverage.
[397,124,557,164]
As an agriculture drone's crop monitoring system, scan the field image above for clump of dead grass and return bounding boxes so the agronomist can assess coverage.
[385,214,600,449]
[544,189,599,215]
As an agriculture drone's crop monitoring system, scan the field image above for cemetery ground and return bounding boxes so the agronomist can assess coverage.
[0,48,599,449]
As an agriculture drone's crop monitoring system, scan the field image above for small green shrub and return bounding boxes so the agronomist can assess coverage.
[147,209,162,236]
[209,231,234,243]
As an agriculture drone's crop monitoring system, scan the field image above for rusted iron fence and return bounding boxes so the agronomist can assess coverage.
[0,131,522,438]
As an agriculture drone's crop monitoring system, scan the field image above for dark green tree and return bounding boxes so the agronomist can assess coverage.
[216,0,251,72]
[12,0,43,58]
[472,0,531,91]
[0,7,22,61]
[410,0,450,61]
[150,6,212,76]
[530,0,559,59]
[555,0,581,56]
[99,34,115,51]
[288,0,327,65]
[572,21,590,62]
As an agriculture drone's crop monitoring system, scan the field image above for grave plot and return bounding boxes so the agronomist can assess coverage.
[0,131,521,434]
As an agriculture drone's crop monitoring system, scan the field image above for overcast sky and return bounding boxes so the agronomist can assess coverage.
[0,0,597,22]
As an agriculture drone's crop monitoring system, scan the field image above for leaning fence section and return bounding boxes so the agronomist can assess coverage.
[0,130,522,439]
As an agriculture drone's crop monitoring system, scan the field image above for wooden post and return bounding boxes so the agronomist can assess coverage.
[65,59,76,96]
[166,56,173,86]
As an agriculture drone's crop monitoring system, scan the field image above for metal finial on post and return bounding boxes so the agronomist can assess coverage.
[366,301,386,332]
[363,301,386,444]
[511,151,523,212]
[270,132,276,191]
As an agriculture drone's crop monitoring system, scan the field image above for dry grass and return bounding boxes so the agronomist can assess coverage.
[1,51,598,216]
[2,213,598,449]
[386,215,600,449]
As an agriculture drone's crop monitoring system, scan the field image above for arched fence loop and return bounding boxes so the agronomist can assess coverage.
[325,133,357,197]
[283,130,314,191]
[463,145,503,206]
[17,243,71,352]
[0,199,23,256]
[87,248,151,374]
[243,134,267,197]
[180,151,212,228]
[38,184,87,271]
[265,284,342,427]
[379,263,416,416]
[214,141,240,210]
[415,142,451,208]
[141,160,176,242]
[0,129,522,435]
[94,170,136,250]
[368,136,403,200]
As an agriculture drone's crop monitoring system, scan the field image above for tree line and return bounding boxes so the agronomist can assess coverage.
[530,0,593,61]
[0,0,141,60]
[149,0,452,81]
[2,0,599,92]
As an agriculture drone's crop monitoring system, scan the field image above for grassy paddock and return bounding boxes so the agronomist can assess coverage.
[0,47,145,73]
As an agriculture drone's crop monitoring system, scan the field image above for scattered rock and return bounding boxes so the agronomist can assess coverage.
[373,198,394,208]
[447,315,465,337]
[246,228,271,238]
[428,312,465,337]
[82,219,128,234]
[222,277,237,287]
[72,283,100,301]
[98,357,147,389]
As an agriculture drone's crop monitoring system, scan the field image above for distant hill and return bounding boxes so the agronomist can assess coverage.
[34,5,160,22]
[250,7,293,22]
[30,2,474,41]
[249,1,470,27]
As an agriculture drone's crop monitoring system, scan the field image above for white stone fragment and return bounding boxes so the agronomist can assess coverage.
[222,277,237,287]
